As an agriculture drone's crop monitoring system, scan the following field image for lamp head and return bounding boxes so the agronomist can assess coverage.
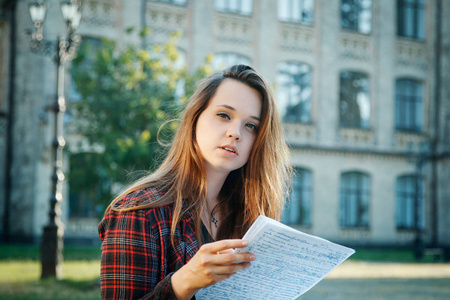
[61,0,82,32]
[29,0,48,29]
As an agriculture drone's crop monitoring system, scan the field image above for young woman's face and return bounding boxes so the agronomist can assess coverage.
[195,79,262,177]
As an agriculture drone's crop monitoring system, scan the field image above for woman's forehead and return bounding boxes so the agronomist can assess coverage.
[207,79,262,117]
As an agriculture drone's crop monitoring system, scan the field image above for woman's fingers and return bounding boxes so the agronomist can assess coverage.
[212,252,256,265]
[201,239,248,253]
[213,262,252,275]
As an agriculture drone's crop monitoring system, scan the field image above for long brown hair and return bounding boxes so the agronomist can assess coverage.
[105,65,292,244]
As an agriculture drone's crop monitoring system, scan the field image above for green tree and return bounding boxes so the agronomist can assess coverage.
[69,31,212,214]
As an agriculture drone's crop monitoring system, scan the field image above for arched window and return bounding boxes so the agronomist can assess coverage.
[396,175,424,229]
[276,62,312,123]
[212,53,251,71]
[339,171,370,227]
[341,0,372,34]
[278,0,314,24]
[395,79,423,132]
[339,71,370,129]
[281,168,312,226]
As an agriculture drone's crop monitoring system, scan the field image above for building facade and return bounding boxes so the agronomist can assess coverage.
[1,0,449,249]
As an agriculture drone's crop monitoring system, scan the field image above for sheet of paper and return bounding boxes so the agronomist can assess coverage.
[195,215,355,300]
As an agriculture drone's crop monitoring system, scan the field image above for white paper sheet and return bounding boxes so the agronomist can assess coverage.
[195,215,355,300]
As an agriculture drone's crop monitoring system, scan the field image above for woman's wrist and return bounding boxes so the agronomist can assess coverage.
[171,266,198,300]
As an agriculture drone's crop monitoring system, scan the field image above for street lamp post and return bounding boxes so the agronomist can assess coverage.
[408,142,429,261]
[27,0,82,279]
[414,152,425,261]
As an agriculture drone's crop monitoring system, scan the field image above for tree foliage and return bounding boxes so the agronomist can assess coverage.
[69,31,212,214]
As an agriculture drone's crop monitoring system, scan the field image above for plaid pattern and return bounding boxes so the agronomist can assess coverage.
[99,187,199,299]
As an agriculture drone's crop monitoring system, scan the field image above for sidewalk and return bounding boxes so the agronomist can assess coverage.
[300,261,450,300]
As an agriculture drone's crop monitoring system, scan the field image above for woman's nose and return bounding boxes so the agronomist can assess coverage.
[227,124,241,141]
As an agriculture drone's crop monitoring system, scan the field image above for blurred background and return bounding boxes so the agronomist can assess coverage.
[0,0,449,299]
[2,0,449,253]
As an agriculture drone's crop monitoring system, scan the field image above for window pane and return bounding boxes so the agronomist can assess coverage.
[242,0,253,14]
[216,0,253,15]
[340,172,370,227]
[397,0,425,40]
[278,0,289,19]
[396,175,424,229]
[229,0,238,10]
[278,0,314,24]
[359,0,372,33]
[216,0,226,10]
[70,37,103,102]
[282,168,312,226]
[302,0,315,23]
[156,0,186,4]
[341,0,372,33]
[395,79,423,132]
[277,62,312,123]
[212,53,251,70]
[339,72,371,129]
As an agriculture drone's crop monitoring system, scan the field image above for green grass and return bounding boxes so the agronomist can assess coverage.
[350,248,445,263]
[0,244,443,299]
[0,244,101,261]
[351,248,415,262]
[0,244,101,300]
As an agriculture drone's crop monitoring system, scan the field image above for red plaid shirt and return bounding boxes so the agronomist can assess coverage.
[99,187,199,299]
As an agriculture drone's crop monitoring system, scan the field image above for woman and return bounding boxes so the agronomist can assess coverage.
[99,65,291,299]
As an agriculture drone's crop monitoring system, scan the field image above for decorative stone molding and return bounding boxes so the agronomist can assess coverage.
[396,40,428,70]
[338,128,374,145]
[147,2,187,34]
[279,23,314,54]
[214,14,253,45]
[66,217,100,237]
[82,0,119,27]
[339,32,372,61]
[394,131,428,151]
[396,230,416,243]
[340,228,372,240]
[283,123,316,144]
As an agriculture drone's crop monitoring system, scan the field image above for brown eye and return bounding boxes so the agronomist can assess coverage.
[217,113,230,120]
[245,123,258,132]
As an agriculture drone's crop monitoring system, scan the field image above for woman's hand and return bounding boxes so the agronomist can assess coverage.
[171,239,255,300]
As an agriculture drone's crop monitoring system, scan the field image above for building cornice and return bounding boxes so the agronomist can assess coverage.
[288,143,450,162]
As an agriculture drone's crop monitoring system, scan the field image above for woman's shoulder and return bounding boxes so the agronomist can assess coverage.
[112,186,167,211]
[99,186,175,238]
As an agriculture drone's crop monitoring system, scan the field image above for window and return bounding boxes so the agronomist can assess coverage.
[153,0,186,5]
[70,37,103,102]
[212,53,251,71]
[339,71,370,129]
[278,0,314,24]
[281,168,312,226]
[69,152,111,218]
[397,0,426,40]
[396,175,424,229]
[339,172,370,228]
[215,0,253,15]
[277,62,312,123]
[341,0,372,34]
[151,47,187,106]
[395,79,423,132]
[173,49,187,101]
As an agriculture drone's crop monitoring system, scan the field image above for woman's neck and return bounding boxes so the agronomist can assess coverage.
[202,166,229,239]
[204,167,228,210]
